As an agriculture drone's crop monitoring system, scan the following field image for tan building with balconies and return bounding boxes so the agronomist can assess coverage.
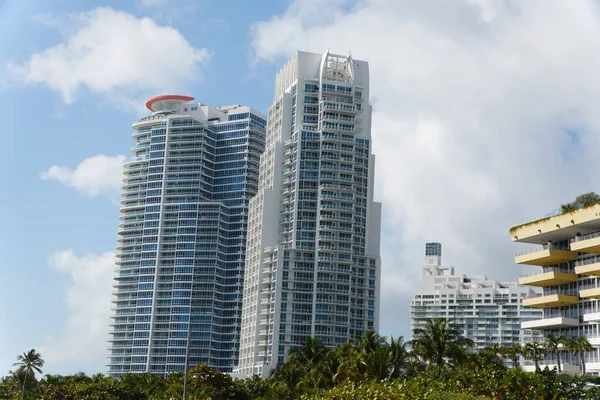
[511,202,600,372]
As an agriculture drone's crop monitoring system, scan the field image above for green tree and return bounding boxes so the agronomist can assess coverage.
[523,341,545,372]
[388,336,411,379]
[409,319,474,377]
[502,343,522,368]
[545,334,568,373]
[118,373,167,399]
[270,361,305,398]
[186,364,245,400]
[560,192,600,212]
[299,349,342,390]
[567,336,593,375]
[240,374,270,399]
[469,344,505,371]
[13,349,44,400]
[288,337,328,372]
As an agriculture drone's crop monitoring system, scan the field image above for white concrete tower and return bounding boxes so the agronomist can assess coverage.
[107,95,266,377]
[235,51,382,377]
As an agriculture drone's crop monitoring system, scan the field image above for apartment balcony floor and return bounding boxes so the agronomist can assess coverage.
[570,235,600,253]
[518,271,578,287]
[580,287,600,299]
[515,249,577,266]
[521,317,579,330]
[522,294,578,308]
[575,261,600,276]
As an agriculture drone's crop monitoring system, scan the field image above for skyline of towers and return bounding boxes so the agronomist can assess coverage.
[107,50,384,378]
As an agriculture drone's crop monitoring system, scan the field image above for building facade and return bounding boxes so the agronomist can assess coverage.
[107,95,266,377]
[411,242,543,354]
[511,203,600,372]
[235,51,382,378]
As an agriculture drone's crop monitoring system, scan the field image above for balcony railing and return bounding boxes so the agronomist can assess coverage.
[516,243,569,257]
[573,231,600,242]
[575,257,600,268]
[527,290,578,298]
[518,267,573,277]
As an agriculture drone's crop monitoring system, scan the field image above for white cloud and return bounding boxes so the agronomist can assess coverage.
[251,0,600,337]
[140,0,170,6]
[138,0,206,26]
[40,250,115,369]
[40,154,125,197]
[7,7,210,109]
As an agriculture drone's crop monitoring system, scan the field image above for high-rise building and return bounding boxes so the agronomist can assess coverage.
[107,95,266,377]
[410,243,544,359]
[235,51,382,378]
[511,203,600,373]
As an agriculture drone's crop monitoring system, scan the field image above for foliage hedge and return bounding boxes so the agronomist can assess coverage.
[301,380,489,400]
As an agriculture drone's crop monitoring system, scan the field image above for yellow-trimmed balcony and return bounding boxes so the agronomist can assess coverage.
[522,294,579,308]
[515,248,577,266]
[518,271,578,287]
[574,259,600,276]
[580,287,600,299]
[570,233,600,253]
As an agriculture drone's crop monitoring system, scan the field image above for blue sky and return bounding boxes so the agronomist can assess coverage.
[0,0,288,375]
[3,0,600,377]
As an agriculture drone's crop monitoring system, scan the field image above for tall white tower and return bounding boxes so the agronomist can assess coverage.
[235,51,382,377]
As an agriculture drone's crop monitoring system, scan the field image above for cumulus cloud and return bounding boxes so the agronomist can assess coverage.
[251,0,600,337]
[140,0,170,6]
[40,250,115,369]
[40,154,125,197]
[7,7,210,108]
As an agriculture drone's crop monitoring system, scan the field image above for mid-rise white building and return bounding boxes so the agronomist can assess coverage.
[235,50,382,377]
[410,243,543,353]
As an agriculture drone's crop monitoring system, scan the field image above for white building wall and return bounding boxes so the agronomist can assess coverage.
[410,244,544,355]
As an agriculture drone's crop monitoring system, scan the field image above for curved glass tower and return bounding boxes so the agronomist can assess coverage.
[235,51,382,378]
[107,95,266,377]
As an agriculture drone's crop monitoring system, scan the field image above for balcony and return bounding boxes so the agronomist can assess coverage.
[574,258,600,276]
[570,232,600,253]
[584,312,600,322]
[515,247,577,266]
[579,287,600,299]
[518,271,578,287]
[522,294,578,308]
[521,317,579,330]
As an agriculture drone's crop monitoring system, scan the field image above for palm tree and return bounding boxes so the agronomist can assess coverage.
[409,319,474,377]
[270,361,304,398]
[502,343,521,368]
[355,331,386,354]
[288,336,328,371]
[300,350,341,390]
[388,336,410,379]
[476,344,505,370]
[567,336,593,375]
[545,334,564,373]
[13,349,44,400]
[524,341,545,372]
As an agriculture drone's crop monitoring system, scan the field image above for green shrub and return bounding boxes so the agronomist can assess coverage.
[301,380,489,400]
